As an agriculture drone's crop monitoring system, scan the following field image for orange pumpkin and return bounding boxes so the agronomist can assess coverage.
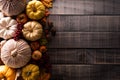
[0,65,16,80]
[39,46,47,53]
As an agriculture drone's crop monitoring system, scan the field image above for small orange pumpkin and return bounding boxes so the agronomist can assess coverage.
[16,13,28,24]
[39,46,47,53]
[32,50,42,60]
[0,65,16,80]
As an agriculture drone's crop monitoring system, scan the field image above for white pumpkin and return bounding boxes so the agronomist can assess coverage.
[0,11,4,19]
[22,21,43,41]
[0,17,17,39]
[0,0,26,16]
[1,39,31,68]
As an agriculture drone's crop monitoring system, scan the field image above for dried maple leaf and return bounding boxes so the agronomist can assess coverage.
[41,0,53,8]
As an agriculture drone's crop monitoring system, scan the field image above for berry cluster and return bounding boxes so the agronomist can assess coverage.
[14,23,24,41]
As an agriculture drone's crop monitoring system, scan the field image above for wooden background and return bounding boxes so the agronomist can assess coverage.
[48,0,120,80]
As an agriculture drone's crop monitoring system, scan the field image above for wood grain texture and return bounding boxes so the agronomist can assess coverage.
[49,49,120,64]
[50,0,120,15]
[104,0,114,14]
[114,0,120,14]
[49,15,120,32]
[49,0,120,80]
[49,49,87,64]
[48,32,120,48]
[51,65,120,80]
[94,0,104,14]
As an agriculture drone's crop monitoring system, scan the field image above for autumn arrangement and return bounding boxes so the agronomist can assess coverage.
[0,0,55,80]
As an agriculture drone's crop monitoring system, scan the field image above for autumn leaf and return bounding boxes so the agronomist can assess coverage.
[41,0,53,8]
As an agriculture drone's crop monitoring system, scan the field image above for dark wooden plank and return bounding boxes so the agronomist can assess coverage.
[104,0,114,14]
[48,32,120,48]
[114,0,120,14]
[84,0,94,14]
[50,0,85,15]
[86,49,120,64]
[51,65,120,80]
[94,0,104,14]
[49,15,120,32]
[49,49,120,64]
[50,0,120,15]
[49,49,87,64]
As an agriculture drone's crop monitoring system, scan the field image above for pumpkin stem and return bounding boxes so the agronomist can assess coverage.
[11,49,18,57]
[26,71,31,76]
[6,26,10,30]
[31,5,37,12]
[28,28,33,32]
